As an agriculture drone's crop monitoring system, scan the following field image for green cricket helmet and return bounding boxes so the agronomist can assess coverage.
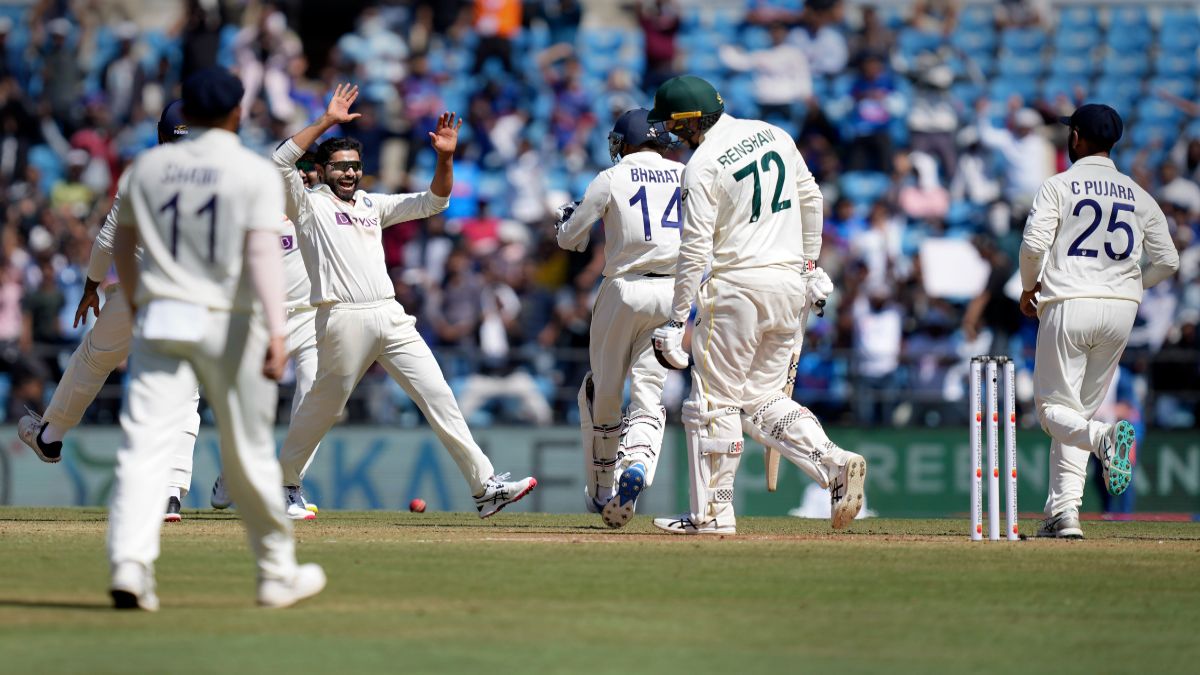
[647,75,725,125]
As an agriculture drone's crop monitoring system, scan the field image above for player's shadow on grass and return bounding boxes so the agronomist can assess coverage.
[0,598,113,611]
[392,521,614,531]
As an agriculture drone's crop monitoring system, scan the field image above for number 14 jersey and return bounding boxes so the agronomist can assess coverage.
[557,151,686,278]
[1020,155,1178,308]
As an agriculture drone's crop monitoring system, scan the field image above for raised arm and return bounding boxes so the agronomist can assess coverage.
[428,111,462,199]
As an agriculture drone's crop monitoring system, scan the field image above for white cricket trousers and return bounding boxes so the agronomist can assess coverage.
[1034,298,1138,517]
[45,285,199,493]
[285,308,320,478]
[108,307,297,582]
[278,300,494,493]
[588,274,674,428]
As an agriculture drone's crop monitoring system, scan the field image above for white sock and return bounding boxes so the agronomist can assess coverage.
[41,423,67,444]
[168,487,182,500]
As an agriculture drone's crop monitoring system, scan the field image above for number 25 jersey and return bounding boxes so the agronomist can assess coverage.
[557,151,686,278]
[1020,155,1178,307]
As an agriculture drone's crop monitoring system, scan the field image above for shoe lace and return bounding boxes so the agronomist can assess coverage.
[23,406,45,424]
[490,472,512,485]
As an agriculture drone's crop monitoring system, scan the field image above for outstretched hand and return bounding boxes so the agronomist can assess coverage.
[429,112,462,156]
[324,83,362,125]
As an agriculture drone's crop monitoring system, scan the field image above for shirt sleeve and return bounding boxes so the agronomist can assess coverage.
[670,164,718,321]
[1140,200,1180,289]
[248,165,288,235]
[556,170,610,252]
[271,138,309,225]
[1018,180,1061,291]
[115,167,136,228]
[85,194,121,282]
[793,147,824,261]
[372,190,450,228]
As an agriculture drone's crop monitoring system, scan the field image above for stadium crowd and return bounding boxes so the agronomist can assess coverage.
[0,0,1196,429]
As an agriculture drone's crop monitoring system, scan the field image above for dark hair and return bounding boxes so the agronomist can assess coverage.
[316,137,364,165]
[1076,129,1116,154]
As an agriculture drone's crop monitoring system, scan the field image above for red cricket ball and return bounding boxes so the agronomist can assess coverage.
[409,498,426,513]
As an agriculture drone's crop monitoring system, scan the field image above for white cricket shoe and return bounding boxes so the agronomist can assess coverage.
[211,476,232,509]
[474,473,537,518]
[1036,511,1084,540]
[602,462,645,529]
[257,563,326,609]
[652,514,736,535]
[830,454,867,530]
[110,561,159,611]
[17,410,62,463]
[284,485,316,520]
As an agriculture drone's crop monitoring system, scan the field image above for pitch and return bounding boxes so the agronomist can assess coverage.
[2,509,1197,674]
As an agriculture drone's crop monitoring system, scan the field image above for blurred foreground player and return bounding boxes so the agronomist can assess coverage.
[108,68,323,609]
[1019,104,1178,539]
[210,149,322,517]
[272,84,535,519]
[648,75,865,534]
[17,101,201,523]
[555,108,683,528]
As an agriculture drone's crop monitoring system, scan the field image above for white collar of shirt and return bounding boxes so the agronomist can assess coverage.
[1069,156,1116,171]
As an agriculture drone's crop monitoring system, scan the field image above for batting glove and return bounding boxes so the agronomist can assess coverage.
[804,267,833,316]
[554,200,581,231]
[652,320,689,370]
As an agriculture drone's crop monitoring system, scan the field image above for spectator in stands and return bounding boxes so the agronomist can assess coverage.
[894,151,950,221]
[962,236,1021,357]
[851,5,895,61]
[234,5,303,122]
[975,101,1053,226]
[41,18,83,130]
[100,22,143,125]
[472,0,522,74]
[794,3,849,77]
[636,0,681,92]
[908,0,958,36]
[905,52,959,178]
[850,200,904,288]
[176,0,226,82]
[994,0,1046,30]
[719,22,812,124]
[49,151,93,214]
[851,282,903,425]
[845,52,902,171]
[1159,161,1200,221]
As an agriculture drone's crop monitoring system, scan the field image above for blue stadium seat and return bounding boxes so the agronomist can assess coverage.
[950,81,983,107]
[1135,99,1182,126]
[840,171,891,208]
[950,27,996,54]
[897,29,942,58]
[996,53,1043,78]
[1187,118,1200,138]
[1039,77,1077,102]
[1058,6,1099,30]
[1108,6,1149,31]
[1128,122,1178,150]
[1101,51,1148,78]
[1150,77,1196,100]
[988,77,1037,103]
[1158,24,1200,52]
[579,28,624,55]
[999,28,1045,53]
[958,4,993,31]
[1047,53,1094,79]
[1154,52,1197,78]
[1105,29,1151,54]
[1160,7,1200,30]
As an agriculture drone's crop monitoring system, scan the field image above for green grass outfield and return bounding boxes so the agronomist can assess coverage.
[2,509,1198,674]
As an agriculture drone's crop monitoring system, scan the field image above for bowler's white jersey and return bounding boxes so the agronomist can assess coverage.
[557,152,685,277]
[1020,155,1179,307]
[273,139,448,306]
[280,216,312,311]
[671,114,823,321]
[117,128,286,311]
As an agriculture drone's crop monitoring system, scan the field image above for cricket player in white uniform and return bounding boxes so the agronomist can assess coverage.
[209,151,322,518]
[17,101,201,523]
[555,108,683,528]
[1019,104,1179,539]
[107,68,323,610]
[647,75,866,534]
[273,84,535,519]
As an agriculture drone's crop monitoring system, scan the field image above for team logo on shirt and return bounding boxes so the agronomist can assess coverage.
[362,196,373,208]
[281,235,296,251]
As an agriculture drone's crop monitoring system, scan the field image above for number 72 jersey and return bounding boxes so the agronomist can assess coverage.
[1021,155,1177,306]
[556,151,686,277]
[117,129,286,312]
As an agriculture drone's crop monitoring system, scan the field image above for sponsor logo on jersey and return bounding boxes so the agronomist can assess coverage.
[334,212,379,228]
[281,234,295,251]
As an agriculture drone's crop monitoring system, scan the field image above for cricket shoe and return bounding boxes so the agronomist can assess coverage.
[1036,511,1084,540]
[1098,420,1135,496]
[830,454,867,530]
[110,561,159,611]
[211,476,232,509]
[17,409,62,463]
[584,492,608,514]
[163,496,182,523]
[652,514,736,535]
[258,563,326,609]
[284,485,316,520]
[475,473,537,519]
[602,462,645,529]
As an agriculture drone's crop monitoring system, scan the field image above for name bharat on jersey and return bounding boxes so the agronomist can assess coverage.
[629,167,681,183]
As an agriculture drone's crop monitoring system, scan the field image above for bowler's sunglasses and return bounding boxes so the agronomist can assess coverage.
[296,159,317,172]
[325,160,362,173]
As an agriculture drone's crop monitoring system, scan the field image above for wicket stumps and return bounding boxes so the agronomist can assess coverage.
[969,356,1019,541]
